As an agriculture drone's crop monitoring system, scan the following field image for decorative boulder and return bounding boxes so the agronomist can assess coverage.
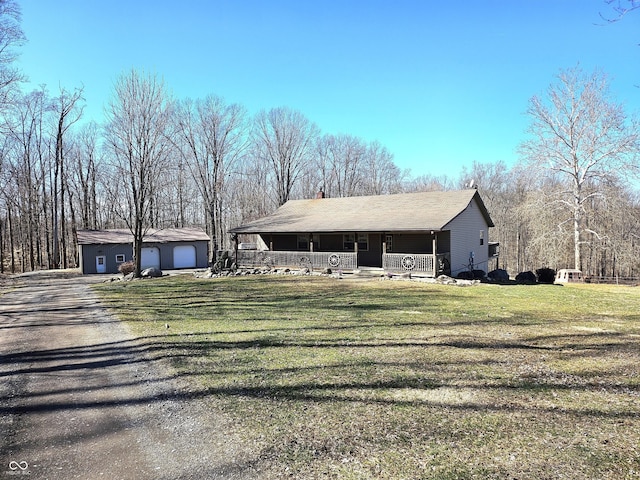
[141,267,163,278]
[436,275,457,285]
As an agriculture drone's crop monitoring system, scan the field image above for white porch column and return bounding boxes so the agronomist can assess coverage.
[432,232,437,276]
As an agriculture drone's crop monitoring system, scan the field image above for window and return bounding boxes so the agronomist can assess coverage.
[357,233,369,251]
[385,234,393,252]
[480,230,485,246]
[115,254,125,263]
[297,235,309,250]
[344,234,368,251]
[343,234,355,251]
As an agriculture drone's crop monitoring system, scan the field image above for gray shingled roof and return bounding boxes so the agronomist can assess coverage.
[77,227,210,245]
[230,189,493,234]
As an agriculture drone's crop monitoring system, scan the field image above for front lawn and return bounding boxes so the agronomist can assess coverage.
[94,275,640,479]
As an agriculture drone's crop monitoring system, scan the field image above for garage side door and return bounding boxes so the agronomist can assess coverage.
[141,247,161,270]
[173,245,196,268]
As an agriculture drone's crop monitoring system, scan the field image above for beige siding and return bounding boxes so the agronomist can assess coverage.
[447,198,490,276]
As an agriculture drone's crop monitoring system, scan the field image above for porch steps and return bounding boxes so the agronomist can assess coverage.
[351,267,385,277]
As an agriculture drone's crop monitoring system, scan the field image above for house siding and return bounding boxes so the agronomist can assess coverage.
[79,241,209,274]
[390,233,435,254]
[319,234,342,251]
[79,243,133,274]
[447,199,490,276]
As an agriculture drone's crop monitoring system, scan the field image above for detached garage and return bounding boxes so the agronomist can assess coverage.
[173,245,197,268]
[77,228,210,274]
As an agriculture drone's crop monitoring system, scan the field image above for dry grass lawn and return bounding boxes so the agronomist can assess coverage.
[94,275,640,479]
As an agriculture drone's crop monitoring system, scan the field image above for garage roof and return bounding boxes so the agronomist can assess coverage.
[77,227,210,245]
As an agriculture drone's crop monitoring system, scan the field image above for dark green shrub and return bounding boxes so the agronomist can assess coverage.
[536,268,556,284]
[456,269,486,280]
[516,271,536,284]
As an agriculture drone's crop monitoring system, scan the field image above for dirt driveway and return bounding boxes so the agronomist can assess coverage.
[0,271,261,480]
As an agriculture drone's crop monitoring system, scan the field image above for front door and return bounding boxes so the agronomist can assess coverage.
[96,255,106,273]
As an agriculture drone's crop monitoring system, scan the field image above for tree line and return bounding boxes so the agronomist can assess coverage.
[0,1,639,278]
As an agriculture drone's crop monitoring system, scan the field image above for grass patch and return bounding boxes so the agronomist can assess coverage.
[94,276,640,479]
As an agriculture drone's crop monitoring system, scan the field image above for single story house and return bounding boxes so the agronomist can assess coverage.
[77,227,210,274]
[229,189,497,277]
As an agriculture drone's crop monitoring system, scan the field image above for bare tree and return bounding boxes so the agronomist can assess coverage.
[71,122,101,229]
[174,95,248,258]
[52,86,83,268]
[253,107,318,206]
[362,141,404,195]
[314,134,365,198]
[0,0,24,115]
[520,67,639,272]
[230,154,272,229]
[104,70,172,277]
[2,89,51,271]
[600,0,640,21]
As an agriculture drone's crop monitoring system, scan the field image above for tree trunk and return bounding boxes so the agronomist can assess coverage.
[8,205,15,273]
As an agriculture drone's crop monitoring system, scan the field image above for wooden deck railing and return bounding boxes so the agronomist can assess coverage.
[382,253,450,276]
[236,250,358,270]
[235,250,450,276]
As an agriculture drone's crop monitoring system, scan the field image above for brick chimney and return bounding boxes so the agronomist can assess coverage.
[316,189,325,199]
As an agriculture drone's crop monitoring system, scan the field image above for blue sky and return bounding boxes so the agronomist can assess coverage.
[17,1,640,178]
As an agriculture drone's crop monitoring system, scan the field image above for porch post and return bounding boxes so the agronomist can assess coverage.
[309,233,314,252]
[269,234,273,251]
[432,231,437,276]
[353,232,358,268]
[382,232,387,255]
[233,233,238,267]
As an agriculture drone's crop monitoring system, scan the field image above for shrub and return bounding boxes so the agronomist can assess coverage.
[118,261,135,275]
[456,269,486,280]
[515,271,536,284]
[536,268,556,284]
[472,269,486,280]
[488,269,509,282]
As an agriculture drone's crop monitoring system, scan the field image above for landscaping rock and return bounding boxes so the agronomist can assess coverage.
[436,275,457,285]
[141,267,163,278]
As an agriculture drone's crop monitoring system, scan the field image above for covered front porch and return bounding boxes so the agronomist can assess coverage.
[234,231,452,277]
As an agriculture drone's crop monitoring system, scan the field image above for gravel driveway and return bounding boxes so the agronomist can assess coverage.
[0,271,261,480]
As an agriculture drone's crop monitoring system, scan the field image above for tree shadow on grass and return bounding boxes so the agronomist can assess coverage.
[2,329,638,420]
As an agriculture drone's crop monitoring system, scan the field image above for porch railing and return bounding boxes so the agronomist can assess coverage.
[382,253,451,276]
[236,250,358,270]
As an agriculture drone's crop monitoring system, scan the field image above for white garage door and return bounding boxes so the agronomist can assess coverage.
[173,245,196,268]
[141,247,161,270]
